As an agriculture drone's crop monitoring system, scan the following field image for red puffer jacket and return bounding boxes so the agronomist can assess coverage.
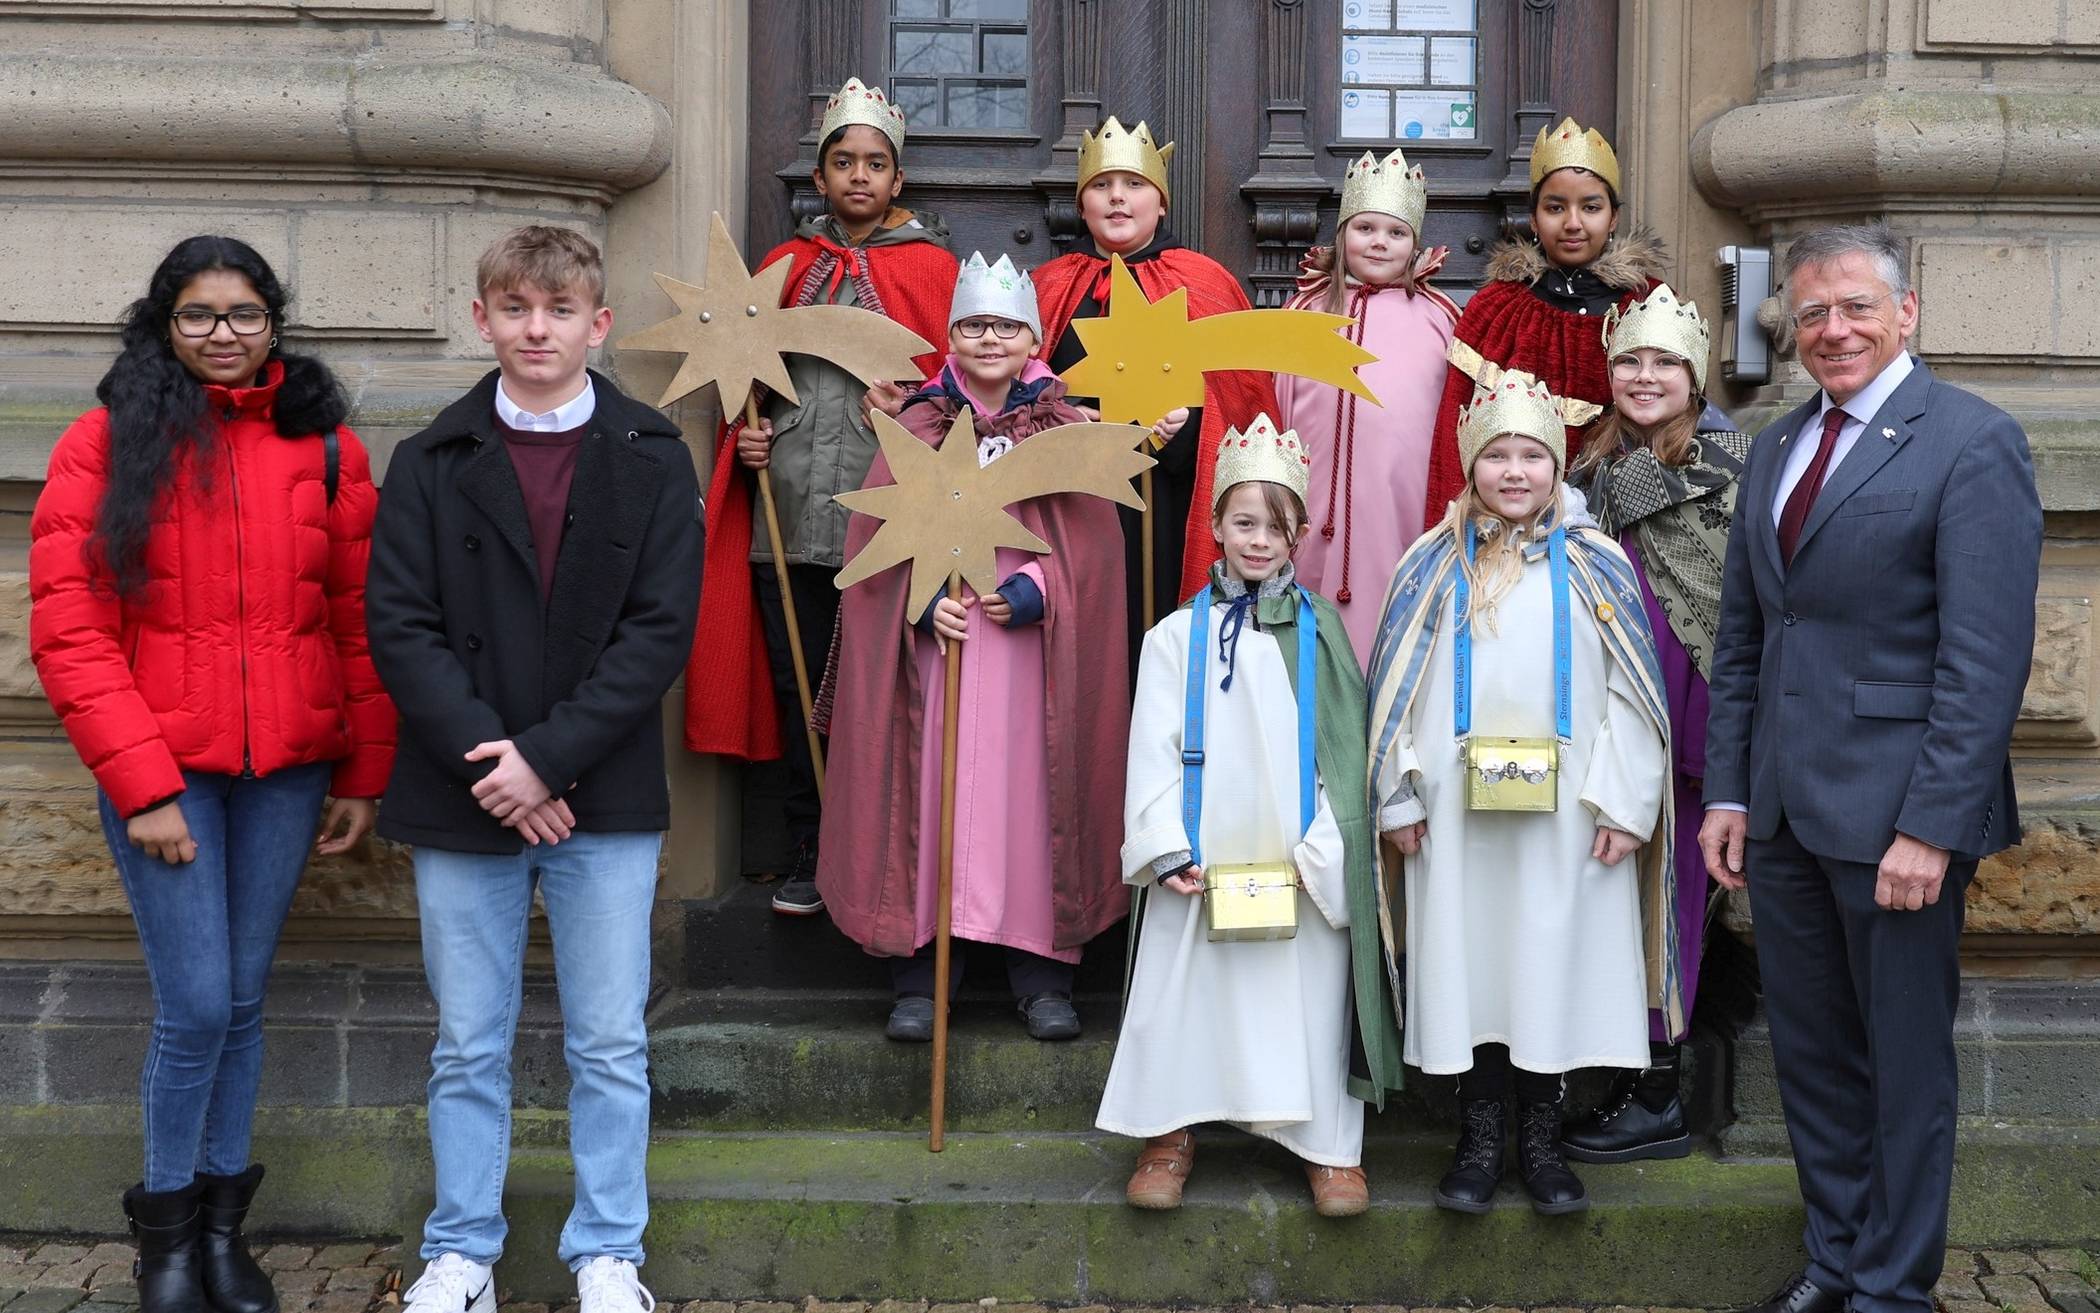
[29,363,396,817]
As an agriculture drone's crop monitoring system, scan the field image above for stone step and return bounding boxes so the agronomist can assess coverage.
[643,988,1735,1134]
[436,1130,1811,1305]
[1729,978,2100,1123]
[679,879,1133,997]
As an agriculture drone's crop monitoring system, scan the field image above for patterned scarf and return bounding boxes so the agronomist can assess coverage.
[1577,425,1751,678]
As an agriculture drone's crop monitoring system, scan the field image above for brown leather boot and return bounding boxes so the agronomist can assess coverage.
[1304,1162,1370,1218]
[1124,1129,1195,1209]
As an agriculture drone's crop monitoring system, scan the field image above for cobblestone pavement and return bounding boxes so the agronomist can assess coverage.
[1,1239,2094,1313]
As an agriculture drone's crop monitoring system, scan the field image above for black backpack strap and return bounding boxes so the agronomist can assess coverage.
[322,428,340,506]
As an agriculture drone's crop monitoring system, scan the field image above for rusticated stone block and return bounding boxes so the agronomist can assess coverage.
[2019,597,2095,739]
[1972,823,2100,936]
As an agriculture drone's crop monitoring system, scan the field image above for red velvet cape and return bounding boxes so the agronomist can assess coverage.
[1420,274,1661,528]
[683,233,958,760]
[1033,247,1278,601]
[815,379,1131,956]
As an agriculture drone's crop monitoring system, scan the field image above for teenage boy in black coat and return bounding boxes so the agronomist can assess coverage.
[366,227,701,1313]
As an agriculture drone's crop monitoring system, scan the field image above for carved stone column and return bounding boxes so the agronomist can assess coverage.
[1240,0,1330,307]
[1035,0,1108,251]
[1500,0,1561,222]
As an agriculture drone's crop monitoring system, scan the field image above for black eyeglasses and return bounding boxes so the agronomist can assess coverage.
[955,317,1025,340]
[171,308,272,338]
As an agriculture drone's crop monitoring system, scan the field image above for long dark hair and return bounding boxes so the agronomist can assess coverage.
[91,235,347,598]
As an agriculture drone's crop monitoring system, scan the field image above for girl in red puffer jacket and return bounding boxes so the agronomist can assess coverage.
[29,235,394,1313]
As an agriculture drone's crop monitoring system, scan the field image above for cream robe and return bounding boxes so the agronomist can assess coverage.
[1380,548,1665,1076]
[1097,599,1362,1166]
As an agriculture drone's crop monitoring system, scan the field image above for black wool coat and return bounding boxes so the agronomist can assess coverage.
[366,369,704,853]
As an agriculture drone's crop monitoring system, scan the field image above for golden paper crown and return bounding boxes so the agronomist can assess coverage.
[1339,147,1429,237]
[1457,369,1568,479]
[820,77,907,156]
[1213,413,1312,511]
[1603,282,1712,392]
[1077,117,1176,200]
[1529,116,1620,195]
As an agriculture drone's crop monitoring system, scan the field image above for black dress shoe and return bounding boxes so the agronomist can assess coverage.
[1562,1047,1692,1163]
[1017,992,1081,1041]
[1516,1099,1589,1214]
[1432,1098,1506,1214]
[1748,1271,1847,1313]
[885,994,934,1042]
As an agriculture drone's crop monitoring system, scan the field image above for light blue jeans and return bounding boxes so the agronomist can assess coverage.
[413,830,661,1269]
[99,762,333,1191]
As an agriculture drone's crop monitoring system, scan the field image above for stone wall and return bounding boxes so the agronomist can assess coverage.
[0,0,747,954]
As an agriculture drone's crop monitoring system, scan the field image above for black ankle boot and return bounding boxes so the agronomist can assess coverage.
[1432,1098,1506,1214]
[123,1181,208,1313]
[1562,1045,1691,1163]
[196,1164,278,1313]
[1517,1098,1589,1214]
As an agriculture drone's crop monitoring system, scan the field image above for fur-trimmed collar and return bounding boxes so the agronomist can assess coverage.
[1483,225,1667,290]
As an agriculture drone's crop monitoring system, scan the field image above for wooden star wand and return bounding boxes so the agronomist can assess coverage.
[834,408,1154,1152]
[618,212,935,793]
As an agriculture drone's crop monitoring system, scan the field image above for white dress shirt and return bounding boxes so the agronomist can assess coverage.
[495,376,597,431]
[1768,351,1914,522]
[1712,350,1915,815]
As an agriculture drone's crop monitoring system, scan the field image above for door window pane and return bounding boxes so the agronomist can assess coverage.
[888,0,1029,132]
[1339,0,1477,140]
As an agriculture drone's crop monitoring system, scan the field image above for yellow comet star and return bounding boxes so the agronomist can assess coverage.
[1059,255,1382,425]
[835,408,1156,619]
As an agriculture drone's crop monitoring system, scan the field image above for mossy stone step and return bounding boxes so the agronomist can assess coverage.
[465,1130,1808,1305]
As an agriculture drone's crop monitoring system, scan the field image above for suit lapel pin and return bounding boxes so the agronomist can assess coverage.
[1882,426,1897,442]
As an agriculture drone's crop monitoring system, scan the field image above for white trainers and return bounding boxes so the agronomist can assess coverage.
[402,1253,495,1313]
[575,1256,655,1313]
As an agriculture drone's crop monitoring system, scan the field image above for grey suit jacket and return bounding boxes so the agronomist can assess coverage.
[1703,357,2042,865]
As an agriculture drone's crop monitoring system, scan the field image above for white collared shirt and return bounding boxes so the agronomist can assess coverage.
[1769,351,1914,523]
[495,376,597,432]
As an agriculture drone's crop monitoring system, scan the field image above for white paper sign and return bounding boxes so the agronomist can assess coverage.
[1393,91,1477,141]
[1395,0,1475,31]
[1342,34,1427,85]
[1342,0,1395,30]
[1340,87,1392,138]
[1429,36,1475,86]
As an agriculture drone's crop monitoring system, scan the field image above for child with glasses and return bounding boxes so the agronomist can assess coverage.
[1558,284,1749,1163]
[820,253,1131,1043]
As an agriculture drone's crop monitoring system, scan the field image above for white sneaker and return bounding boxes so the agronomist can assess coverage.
[402,1253,495,1313]
[576,1256,655,1313]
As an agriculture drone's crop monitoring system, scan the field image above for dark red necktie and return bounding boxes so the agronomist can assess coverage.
[1778,406,1848,566]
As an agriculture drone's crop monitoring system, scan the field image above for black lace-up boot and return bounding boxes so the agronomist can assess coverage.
[1517,1095,1589,1214]
[1432,1098,1506,1214]
[1562,1044,1691,1162]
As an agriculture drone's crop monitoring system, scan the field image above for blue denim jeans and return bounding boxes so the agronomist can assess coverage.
[414,830,660,1269]
[97,762,333,1191]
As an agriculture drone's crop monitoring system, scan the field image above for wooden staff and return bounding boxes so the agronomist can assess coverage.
[747,394,826,797]
[1139,468,1156,631]
[929,573,965,1152]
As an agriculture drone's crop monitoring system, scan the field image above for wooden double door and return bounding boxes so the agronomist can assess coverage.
[747,0,1619,306]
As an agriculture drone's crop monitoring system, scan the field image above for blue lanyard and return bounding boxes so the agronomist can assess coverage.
[1181,584,1318,868]
[1453,522,1572,742]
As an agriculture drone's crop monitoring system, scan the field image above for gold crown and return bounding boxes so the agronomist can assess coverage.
[1339,147,1429,237]
[820,77,908,155]
[1529,116,1620,195]
[1457,369,1569,479]
[1603,282,1713,392]
[1213,413,1312,511]
[1077,117,1176,200]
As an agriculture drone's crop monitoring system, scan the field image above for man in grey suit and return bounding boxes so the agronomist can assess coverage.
[1700,223,2041,1313]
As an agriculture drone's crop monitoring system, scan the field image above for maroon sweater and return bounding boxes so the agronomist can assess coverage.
[496,416,586,605]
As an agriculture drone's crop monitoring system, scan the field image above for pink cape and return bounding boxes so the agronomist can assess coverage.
[815,372,1132,957]
[1280,275,1457,667]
